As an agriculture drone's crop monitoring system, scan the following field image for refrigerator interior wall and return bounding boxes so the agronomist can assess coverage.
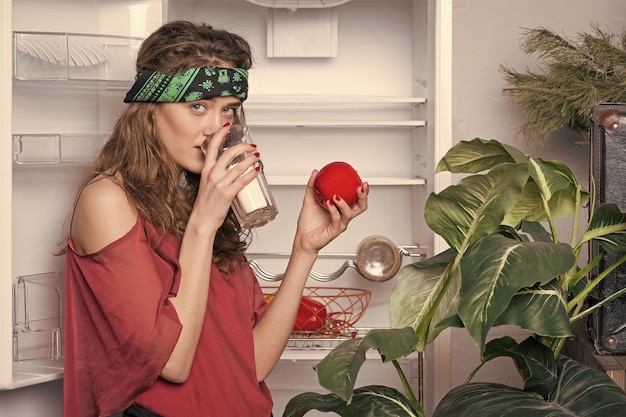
[167,0,432,415]
[4,0,164,390]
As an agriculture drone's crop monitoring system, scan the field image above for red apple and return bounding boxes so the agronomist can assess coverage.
[314,161,362,207]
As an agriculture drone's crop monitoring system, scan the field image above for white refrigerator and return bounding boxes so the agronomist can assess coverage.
[0,0,453,415]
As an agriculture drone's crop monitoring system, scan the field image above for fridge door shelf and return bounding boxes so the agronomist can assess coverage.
[12,133,106,165]
[13,31,142,82]
[13,272,64,363]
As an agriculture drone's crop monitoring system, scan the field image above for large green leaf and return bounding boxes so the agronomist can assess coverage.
[481,337,558,397]
[511,337,561,396]
[462,336,526,386]
[504,159,586,226]
[515,179,583,223]
[501,142,532,163]
[502,181,545,227]
[390,249,460,343]
[529,159,587,220]
[527,158,573,202]
[520,220,553,242]
[283,386,422,417]
[425,163,529,252]
[314,328,419,403]
[582,203,626,253]
[495,279,572,338]
[436,138,516,173]
[433,351,626,417]
[480,336,521,367]
[458,235,575,352]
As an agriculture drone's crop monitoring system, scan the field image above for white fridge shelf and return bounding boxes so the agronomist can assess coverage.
[13,31,142,82]
[12,134,427,188]
[11,360,64,389]
[267,175,426,186]
[246,120,426,128]
[280,328,387,361]
[244,94,426,128]
[245,94,426,106]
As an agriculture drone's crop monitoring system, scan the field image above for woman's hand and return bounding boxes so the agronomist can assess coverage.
[293,169,369,256]
[192,124,260,231]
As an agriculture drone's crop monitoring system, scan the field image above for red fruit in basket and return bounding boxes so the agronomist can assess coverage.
[314,162,362,207]
[294,296,328,332]
[265,293,276,304]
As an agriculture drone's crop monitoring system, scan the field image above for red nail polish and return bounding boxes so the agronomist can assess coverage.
[250,143,257,149]
[223,122,231,128]
[334,195,341,202]
[255,166,261,172]
[254,152,260,157]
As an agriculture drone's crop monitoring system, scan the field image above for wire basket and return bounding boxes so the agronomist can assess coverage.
[263,286,371,336]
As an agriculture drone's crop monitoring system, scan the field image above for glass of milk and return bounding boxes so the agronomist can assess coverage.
[223,124,278,228]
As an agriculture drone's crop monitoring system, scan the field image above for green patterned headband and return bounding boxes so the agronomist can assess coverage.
[123,66,248,103]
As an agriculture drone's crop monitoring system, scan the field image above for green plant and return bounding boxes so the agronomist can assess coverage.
[501,24,626,144]
[283,138,626,417]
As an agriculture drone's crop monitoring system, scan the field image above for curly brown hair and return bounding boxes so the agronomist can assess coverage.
[75,21,254,272]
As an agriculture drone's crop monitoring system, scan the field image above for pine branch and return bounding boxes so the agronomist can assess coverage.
[501,23,626,145]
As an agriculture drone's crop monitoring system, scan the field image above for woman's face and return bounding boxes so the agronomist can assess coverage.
[155,97,242,173]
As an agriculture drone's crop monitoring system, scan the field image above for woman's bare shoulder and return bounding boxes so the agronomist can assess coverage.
[71,176,139,255]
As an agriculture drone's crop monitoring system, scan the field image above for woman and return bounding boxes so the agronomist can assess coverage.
[63,20,368,417]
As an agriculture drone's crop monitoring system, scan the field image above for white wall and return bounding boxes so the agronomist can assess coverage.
[449,0,626,390]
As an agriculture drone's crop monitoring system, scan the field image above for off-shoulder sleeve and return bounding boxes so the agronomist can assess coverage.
[64,217,183,417]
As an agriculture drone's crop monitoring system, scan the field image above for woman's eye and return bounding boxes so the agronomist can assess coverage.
[223,106,237,116]
[191,103,207,112]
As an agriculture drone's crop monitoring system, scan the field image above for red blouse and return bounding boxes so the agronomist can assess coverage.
[64,216,272,417]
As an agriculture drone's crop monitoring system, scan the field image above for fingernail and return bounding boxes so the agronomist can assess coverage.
[223,122,231,128]
[250,143,257,149]
[254,152,260,158]
[255,166,261,172]
[334,195,341,202]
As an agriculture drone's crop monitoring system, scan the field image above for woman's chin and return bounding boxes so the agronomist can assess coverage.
[182,160,204,175]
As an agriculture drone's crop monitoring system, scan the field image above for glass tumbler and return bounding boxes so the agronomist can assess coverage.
[222,124,278,228]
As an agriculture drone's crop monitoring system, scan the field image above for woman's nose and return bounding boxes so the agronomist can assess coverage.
[203,115,224,136]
